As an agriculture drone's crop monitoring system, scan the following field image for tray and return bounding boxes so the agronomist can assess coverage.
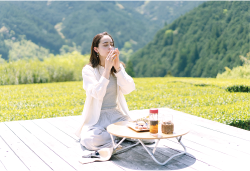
[127,122,149,132]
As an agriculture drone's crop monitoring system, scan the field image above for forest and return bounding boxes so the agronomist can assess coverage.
[129,1,250,78]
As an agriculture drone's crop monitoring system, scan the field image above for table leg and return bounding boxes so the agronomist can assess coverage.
[138,136,186,166]
[110,134,116,148]
[110,135,140,155]
[114,137,126,149]
[153,139,160,154]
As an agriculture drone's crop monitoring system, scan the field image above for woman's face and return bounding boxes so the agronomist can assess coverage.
[94,35,114,58]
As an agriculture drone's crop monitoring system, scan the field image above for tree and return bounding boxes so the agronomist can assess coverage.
[125,60,135,77]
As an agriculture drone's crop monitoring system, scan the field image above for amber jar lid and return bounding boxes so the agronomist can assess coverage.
[149,108,158,113]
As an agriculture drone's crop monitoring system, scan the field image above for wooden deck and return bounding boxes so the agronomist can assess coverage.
[0,108,249,171]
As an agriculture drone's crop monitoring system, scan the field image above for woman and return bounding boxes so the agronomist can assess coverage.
[75,32,135,151]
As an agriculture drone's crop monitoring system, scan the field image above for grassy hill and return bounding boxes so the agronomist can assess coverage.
[2,0,160,53]
[0,1,203,61]
[129,1,250,78]
[0,1,66,60]
[119,1,204,28]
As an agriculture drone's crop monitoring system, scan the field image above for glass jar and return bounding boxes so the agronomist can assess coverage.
[161,114,174,134]
[149,108,158,135]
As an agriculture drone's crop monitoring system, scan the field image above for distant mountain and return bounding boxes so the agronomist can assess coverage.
[0,2,66,56]
[129,1,250,78]
[0,1,203,61]
[119,1,204,27]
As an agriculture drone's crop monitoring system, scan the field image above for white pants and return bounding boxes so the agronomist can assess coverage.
[80,108,130,151]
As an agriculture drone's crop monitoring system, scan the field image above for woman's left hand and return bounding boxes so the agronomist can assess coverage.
[113,48,120,70]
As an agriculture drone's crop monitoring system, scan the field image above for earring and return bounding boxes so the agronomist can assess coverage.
[97,53,99,58]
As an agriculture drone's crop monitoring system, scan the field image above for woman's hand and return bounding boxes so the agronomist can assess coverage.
[113,48,121,71]
[105,50,116,71]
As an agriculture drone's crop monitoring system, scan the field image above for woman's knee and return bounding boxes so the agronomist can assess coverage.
[92,131,111,147]
[80,137,94,150]
[80,128,111,150]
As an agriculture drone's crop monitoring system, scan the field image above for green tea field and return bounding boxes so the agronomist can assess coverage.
[0,77,249,130]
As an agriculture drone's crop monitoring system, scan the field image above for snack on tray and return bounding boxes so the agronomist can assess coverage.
[135,120,149,129]
[137,121,146,126]
[128,115,150,131]
[132,115,149,124]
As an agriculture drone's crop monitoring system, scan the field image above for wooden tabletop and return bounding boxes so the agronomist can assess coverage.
[107,121,190,139]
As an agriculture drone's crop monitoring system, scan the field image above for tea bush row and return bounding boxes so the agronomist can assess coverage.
[0,77,249,130]
[0,51,89,85]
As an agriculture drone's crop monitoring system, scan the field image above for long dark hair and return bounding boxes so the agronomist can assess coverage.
[86,32,125,77]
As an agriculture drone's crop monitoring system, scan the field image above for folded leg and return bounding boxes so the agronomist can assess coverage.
[80,126,113,151]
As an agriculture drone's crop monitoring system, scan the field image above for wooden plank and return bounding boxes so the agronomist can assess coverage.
[103,109,246,170]
[167,120,250,157]
[56,116,82,130]
[0,160,7,171]
[0,136,29,171]
[68,114,225,170]
[21,121,124,170]
[129,108,250,141]
[144,141,198,167]
[128,109,250,158]
[158,108,250,141]
[21,120,69,149]
[45,117,79,140]
[157,138,248,171]
[4,121,76,171]
[183,130,250,159]
[43,117,123,170]
[63,116,82,125]
[32,118,79,148]
[111,141,197,171]
[186,123,250,154]
[67,115,82,123]
[131,141,222,171]
[0,123,52,171]
[62,116,191,169]
[149,115,250,158]
[19,120,101,171]
[69,111,250,170]
[45,117,129,170]
[68,109,250,142]
[1,107,249,171]
[87,160,126,171]
[157,140,233,170]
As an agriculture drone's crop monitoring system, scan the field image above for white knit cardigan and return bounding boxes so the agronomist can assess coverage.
[75,63,135,138]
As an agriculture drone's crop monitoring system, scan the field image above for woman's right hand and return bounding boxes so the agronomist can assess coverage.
[105,50,116,71]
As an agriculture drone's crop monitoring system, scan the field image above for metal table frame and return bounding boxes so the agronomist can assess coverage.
[110,135,187,166]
